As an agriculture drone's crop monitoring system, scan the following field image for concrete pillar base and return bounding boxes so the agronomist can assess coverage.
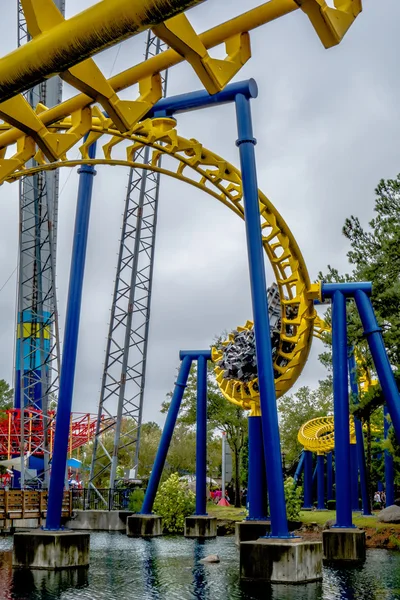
[184,516,217,538]
[12,530,90,570]
[235,520,271,545]
[126,514,162,537]
[240,538,323,584]
[323,528,366,563]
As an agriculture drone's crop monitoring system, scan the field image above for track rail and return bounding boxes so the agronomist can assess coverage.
[4,117,315,402]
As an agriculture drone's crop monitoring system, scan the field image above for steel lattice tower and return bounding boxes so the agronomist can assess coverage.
[16,1,64,488]
[89,32,168,494]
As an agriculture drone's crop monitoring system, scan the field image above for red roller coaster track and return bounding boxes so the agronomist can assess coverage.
[0,409,104,458]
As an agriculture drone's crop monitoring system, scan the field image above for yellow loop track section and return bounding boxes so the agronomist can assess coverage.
[3,116,315,403]
[298,416,356,454]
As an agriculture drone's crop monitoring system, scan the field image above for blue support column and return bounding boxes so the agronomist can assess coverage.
[247,415,268,520]
[354,290,400,443]
[195,355,207,516]
[294,451,305,485]
[350,443,360,511]
[303,450,313,509]
[317,454,325,510]
[384,405,395,507]
[331,291,353,528]
[46,145,96,530]
[141,355,192,515]
[235,93,288,538]
[348,351,371,516]
[326,452,334,502]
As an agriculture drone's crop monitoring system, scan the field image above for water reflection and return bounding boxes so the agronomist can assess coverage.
[142,539,162,599]
[192,540,209,600]
[11,566,88,600]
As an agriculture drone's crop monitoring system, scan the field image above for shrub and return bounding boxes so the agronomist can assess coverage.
[327,500,336,510]
[284,477,302,521]
[153,473,195,533]
[128,488,145,512]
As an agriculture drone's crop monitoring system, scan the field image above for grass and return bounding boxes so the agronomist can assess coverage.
[207,504,246,521]
[300,510,400,531]
[208,505,400,532]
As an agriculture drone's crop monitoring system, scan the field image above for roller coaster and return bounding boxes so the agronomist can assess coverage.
[3,0,400,565]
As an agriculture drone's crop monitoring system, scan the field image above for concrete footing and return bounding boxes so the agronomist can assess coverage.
[323,528,366,563]
[66,510,133,531]
[184,516,217,538]
[13,530,90,570]
[126,514,162,537]
[240,538,323,584]
[235,520,271,545]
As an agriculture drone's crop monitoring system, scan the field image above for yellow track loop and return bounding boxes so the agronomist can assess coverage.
[300,315,380,454]
[298,416,356,454]
[3,116,315,404]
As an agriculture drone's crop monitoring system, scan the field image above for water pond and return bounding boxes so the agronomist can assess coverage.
[1,533,400,599]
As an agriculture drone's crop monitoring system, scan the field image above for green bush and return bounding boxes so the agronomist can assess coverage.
[284,477,302,521]
[153,473,195,533]
[128,488,145,512]
[327,500,336,510]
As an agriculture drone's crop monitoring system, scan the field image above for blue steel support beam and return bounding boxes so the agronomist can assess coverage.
[293,451,304,485]
[195,355,208,516]
[384,405,395,507]
[234,93,288,538]
[317,454,325,510]
[322,282,372,298]
[46,143,96,530]
[326,452,333,501]
[149,79,258,118]
[303,450,313,509]
[331,290,353,528]
[353,290,400,443]
[350,443,360,511]
[141,355,192,514]
[348,350,371,515]
[247,415,268,520]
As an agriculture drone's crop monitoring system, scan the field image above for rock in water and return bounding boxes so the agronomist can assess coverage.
[200,554,220,564]
[378,505,400,523]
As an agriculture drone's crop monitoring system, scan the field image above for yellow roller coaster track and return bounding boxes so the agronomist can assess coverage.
[2,115,315,404]
[0,0,363,415]
[299,315,380,453]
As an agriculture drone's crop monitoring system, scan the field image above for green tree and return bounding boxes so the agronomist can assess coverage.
[0,379,13,414]
[318,174,400,497]
[162,363,247,507]
[138,421,162,477]
[153,473,195,533]
[278,383,333,465]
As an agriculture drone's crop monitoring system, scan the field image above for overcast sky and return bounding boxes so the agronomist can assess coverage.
[0,1,398,425]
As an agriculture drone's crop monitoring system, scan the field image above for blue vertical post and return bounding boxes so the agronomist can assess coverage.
[331,291,353,528]
[141,355,192,514]
[354,290,400,443]
[348,351,371,515]
[350,443,360,511]
[46,144,96,530]
[247,415,268,520]
[317,454,325,510]
[294,451,305,485]
[303,450,313,509]
[195,355,207,516]
[235,93,288,537]
[326,452,334,502]
[384,405,395,507]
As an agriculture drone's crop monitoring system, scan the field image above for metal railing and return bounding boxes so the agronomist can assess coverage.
[71,488,132,511]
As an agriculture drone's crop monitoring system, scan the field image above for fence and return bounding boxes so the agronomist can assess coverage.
[71,488,132,511]
[0,489,72,520]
